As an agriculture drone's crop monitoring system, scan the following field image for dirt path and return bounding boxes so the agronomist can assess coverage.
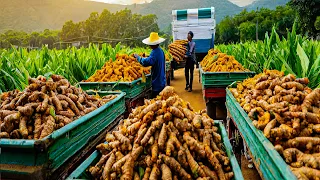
[170,68,206,111]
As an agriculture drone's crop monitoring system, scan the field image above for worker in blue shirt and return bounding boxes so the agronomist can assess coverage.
[134,32,166,98]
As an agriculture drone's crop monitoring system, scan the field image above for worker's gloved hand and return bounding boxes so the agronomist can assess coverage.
[134,54,142,63]
[133,54,139,59]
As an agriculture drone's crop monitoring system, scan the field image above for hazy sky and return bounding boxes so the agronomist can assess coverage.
[90,0,255,6]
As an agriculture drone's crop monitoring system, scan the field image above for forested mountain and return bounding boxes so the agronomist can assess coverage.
[0,0,289,32]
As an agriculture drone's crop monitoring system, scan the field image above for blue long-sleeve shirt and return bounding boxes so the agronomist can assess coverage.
[136,47,166,92]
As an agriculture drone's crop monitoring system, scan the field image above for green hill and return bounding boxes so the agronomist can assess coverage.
[0,0,289,32]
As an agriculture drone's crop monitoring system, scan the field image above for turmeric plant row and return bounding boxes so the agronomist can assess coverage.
[0,75,117,139]
[229,69,320,179]
[84,54,151,82]
[200,49,248,72]
[168,40,188,62]
[90,86,234,180]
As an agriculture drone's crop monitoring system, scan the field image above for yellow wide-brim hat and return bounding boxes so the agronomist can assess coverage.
[142,32,165,45]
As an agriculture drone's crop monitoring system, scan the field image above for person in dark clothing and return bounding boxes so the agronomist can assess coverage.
[184,31,196,92]
[134,32,166,98]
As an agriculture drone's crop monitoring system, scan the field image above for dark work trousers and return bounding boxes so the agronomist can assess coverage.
[185,58,195,90]
[152,91,161,98]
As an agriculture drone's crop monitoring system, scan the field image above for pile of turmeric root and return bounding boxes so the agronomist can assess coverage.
[230,69,320,179]
[85,54,151,82]
[200,49,248,72]
[168,40,188,62]
[0,75,117,139]
[90,86,234,180]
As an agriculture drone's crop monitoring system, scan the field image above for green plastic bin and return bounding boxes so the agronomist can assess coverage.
[67,121,244,180]
[226,88,297,180]
[0,92,126,179]
[79,74,151,99]
[200,66,255,88]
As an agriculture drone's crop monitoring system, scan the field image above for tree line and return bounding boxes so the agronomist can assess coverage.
[0,0,318,48]
[215,0,320,44]
[0,9,161,49]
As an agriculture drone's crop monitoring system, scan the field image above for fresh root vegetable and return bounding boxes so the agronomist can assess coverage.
[142,167,152,180]
[86,86,234,180]
[160,154,192,180]
[0,74,117,139]
[230,70,320,178]
[161,164,173,180]
[84,54,151,83]
[169,107,184,119]
[200,49,249,72]
[290,166,320,180]
[102,153,116,179]
[200,164,219,180]
[184,144,206,178]
[193,115,202,129]
[283,148,320,169]
[149,164,161,180]
[120,156,134,180]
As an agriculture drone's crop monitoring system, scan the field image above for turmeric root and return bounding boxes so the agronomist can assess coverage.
[149,164,161,180]
[182,108,194,121]
[263,119,277,139]
[142,167,152,180]
[33,113,42,139]
[161,164,173,180]
[183,133,206,158]
[127,121,142,136]
[102,153,116,179]
[19,116,28,138]
[204,145,225,180]
[270,124,296,140]
[184,144,206,178]
[96,141,120,152]
[158,124,167,150]
[164,112,173,122]
[120,156,134,180]
[159,86,176,99]
[291,167,320,180]
[139,101,162,119]
[141,125,156,146]
[200,164,219,180]
[134,127,147,144]
[0,132,10,138]
[177,148,189,169]
[192,115,202,129]
[160,154,192,180]
[151,142,159,162]
[113,131,130,148]
[174,117,191,132]
[39,115,55,139]
[169,106,184,119]
[257,112,271,129]
[142,111,154,124]
[283,148,320,169]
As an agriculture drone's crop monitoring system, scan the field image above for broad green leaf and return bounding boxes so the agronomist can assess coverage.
[296,43,309,77]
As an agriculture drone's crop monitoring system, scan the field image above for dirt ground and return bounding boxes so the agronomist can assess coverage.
[171,68,261,180]
[170,68,206,111]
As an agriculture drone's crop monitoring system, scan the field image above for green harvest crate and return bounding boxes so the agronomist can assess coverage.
[79,74,151,99]
[67,121,244,180]
[200,66,255,88]
[0,92,126,179]
[226,89,297,180]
